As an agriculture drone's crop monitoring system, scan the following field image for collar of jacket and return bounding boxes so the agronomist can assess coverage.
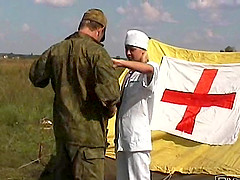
[65,31,104,47]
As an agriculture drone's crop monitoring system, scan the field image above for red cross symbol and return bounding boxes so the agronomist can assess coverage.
[161,69,236,134]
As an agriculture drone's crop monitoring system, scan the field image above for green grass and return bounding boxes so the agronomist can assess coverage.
[0,59,55,179]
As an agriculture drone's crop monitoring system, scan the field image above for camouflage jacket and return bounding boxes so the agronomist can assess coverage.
[29,33,120,148]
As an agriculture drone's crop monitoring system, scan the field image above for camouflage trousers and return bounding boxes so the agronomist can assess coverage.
[53,141,105,180]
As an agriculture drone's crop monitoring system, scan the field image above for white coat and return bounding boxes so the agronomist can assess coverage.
[116,61,160,152]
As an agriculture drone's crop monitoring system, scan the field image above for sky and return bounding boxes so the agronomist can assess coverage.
[0,0,240,58]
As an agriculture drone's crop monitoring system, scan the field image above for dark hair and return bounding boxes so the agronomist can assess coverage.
[78,20,104,31]
[125,45,147,51]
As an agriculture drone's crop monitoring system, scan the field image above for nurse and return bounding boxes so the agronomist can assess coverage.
[113,29,160,180]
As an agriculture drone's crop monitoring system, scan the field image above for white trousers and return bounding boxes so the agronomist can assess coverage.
[116,151,151,180]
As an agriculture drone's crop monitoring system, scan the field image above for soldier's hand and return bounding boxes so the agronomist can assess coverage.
[107,105,117,118]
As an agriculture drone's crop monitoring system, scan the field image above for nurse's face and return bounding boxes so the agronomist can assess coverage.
[125,45,145,62]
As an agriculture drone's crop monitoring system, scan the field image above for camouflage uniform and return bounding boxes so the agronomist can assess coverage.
[29,32,120,179]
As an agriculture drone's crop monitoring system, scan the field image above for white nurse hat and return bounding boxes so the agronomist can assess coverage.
[125,29,149,50]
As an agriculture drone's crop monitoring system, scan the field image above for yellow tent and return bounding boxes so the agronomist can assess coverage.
[106,38,240,178]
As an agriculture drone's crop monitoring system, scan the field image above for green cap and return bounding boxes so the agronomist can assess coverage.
[82,9,107,27]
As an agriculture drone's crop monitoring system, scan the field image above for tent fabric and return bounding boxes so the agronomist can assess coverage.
[106,38,240,178]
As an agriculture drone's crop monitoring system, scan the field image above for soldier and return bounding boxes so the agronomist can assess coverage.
[29,8,120,180]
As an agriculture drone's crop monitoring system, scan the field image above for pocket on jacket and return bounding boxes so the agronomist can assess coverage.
[83,148,105,160]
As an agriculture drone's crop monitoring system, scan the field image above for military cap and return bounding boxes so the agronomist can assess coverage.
[82,9,107,27]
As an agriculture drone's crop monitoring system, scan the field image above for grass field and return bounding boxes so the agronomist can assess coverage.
[0,59,55,179]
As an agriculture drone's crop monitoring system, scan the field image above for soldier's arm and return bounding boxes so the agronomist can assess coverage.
[29,48,51,88]
[94,48,120,118]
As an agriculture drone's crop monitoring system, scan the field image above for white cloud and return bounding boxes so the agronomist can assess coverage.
[189,0,217,10]
[182,28,223,51]
[205,29,214,38]
[189,0,240,10]
[198,10,227,26]
[141,2,160,22]
[112,1,177,54]
[116,6,126,15]
[109,1,178,57]
[22,23,30,32]
[187,0,239,26]
[204,28,222,39]
[141,2,177,23]
[34,0,75,7]
[116,2,177,25]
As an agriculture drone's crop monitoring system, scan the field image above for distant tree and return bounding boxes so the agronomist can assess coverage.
[220,46,237,52]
